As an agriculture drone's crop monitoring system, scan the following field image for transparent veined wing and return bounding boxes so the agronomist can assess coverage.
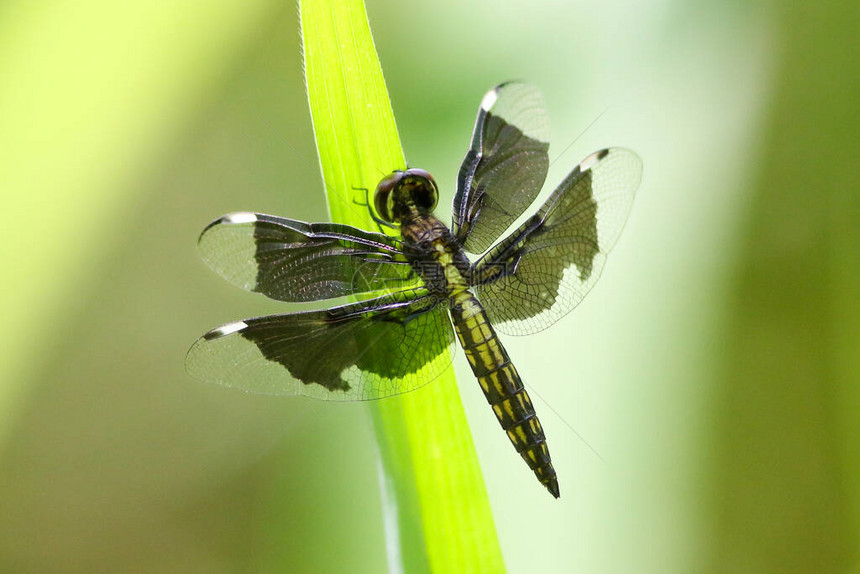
[198,212,418,302]
[472,148,641,335]
[186,289,456,400]
[452,82,550,254]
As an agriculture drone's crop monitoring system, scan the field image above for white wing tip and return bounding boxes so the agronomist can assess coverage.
[579,149,610,172]
[208,320,248,339]
[480,88,499,112]
[223,212,258,224]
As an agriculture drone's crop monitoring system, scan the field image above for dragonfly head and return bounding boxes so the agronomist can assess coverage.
[374,168,439,223]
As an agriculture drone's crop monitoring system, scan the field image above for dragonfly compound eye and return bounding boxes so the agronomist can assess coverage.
[374,171,403,222]
[405,168,439,213]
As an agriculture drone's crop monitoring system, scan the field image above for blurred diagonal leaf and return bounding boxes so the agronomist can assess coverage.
[708,2,860,572]
[0,0,275,443]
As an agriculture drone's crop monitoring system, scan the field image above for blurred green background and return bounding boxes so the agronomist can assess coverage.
[1,0,857,572]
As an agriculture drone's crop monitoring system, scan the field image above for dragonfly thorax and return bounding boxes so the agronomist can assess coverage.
[374,168,439,223]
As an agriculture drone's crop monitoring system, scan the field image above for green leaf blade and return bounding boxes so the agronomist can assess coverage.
[300,0,506,572]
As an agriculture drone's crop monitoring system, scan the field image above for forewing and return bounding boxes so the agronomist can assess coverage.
[474,148,641,335]
[198,212,417,302]
[185,290,455,400]
[452,82,550,254]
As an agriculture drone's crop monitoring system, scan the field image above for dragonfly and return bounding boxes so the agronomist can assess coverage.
[186,82,642,498]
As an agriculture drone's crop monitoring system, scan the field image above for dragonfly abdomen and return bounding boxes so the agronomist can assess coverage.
[449,292,559,498]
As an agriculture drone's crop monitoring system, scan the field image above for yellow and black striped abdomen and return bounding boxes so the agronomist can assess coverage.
[449,292,559,498]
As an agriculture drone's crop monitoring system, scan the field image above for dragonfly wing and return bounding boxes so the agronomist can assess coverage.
[186,289,455,400]
[452,82,551,254]
[198,212,418,302]
[473,148,641,335]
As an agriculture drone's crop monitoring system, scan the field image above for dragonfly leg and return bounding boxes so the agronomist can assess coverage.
[352,186,397,233]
